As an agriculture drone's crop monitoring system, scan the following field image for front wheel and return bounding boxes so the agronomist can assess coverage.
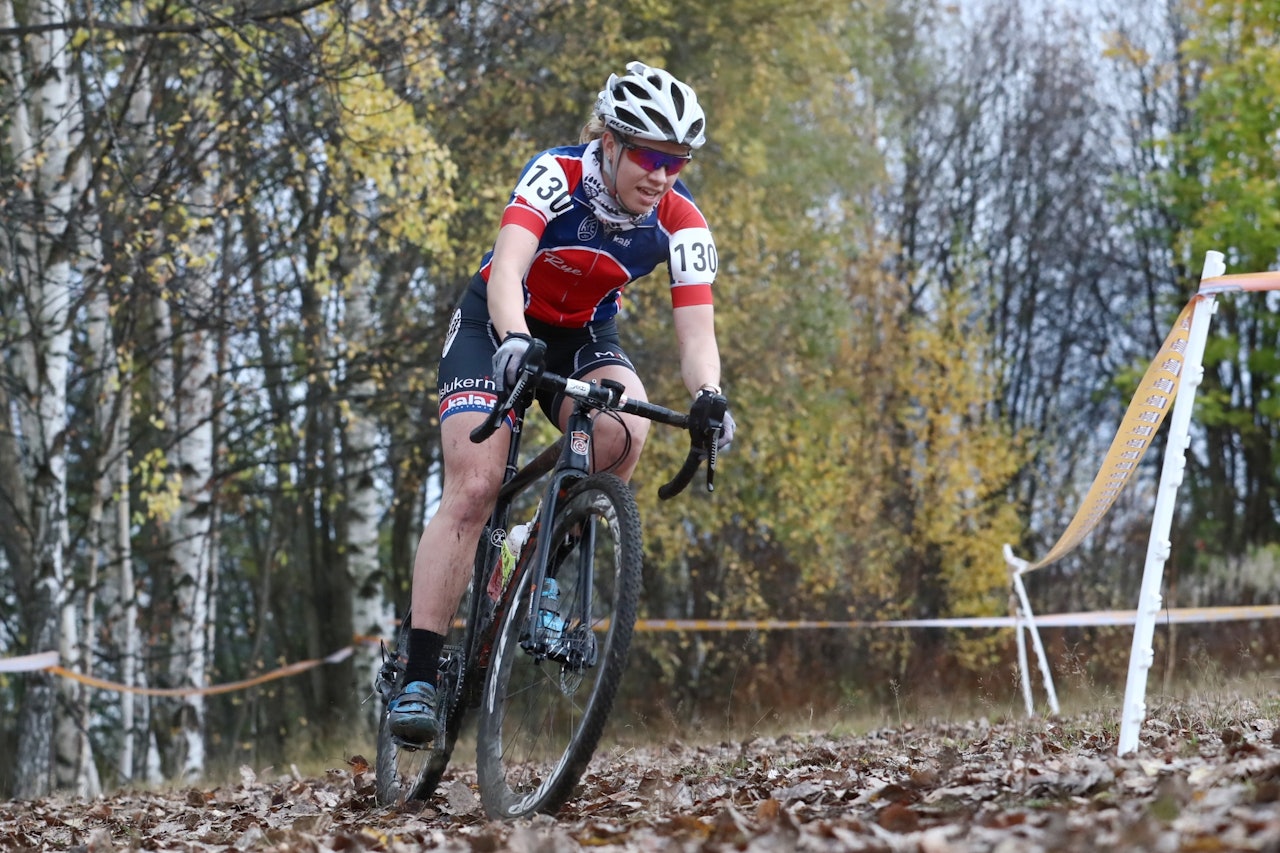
[476,473,643,818]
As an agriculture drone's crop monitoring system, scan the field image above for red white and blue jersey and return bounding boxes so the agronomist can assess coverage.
[475,143,718,328]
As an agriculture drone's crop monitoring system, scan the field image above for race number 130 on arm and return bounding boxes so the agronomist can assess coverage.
[517,156,574,219]
[671,227,717,281]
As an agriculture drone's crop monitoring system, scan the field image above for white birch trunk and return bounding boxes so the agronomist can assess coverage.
[117,432,139,782]
[2,0,86,799]
[167,317,216,784]
[342,261,395,726]
[112,10,148,783]
[150,276,216,782]
[85,278,129,792]
[154,143,220,786]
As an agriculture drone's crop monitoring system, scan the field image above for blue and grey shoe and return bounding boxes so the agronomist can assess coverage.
[388,680,439,745]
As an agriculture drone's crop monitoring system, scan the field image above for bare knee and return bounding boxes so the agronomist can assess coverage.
[432,416,510,531]
[592,414,648,478]
[438,468,502,530]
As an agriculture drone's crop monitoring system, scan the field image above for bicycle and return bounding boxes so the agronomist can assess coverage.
[373,338,727,817]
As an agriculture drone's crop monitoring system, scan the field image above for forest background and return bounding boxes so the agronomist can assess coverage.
[3,0,1280,801]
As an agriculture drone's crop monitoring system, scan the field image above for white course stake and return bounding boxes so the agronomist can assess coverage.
[1003,544,1060,717]
[1117,250,1223,756]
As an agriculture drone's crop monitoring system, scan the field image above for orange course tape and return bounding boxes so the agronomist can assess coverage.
[1199,270,1280,294]
[45,646,353,697]
[8,603,1280,694]
[1022,297,1198,571]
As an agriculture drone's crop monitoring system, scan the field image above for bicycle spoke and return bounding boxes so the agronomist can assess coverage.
[476,473,643,818]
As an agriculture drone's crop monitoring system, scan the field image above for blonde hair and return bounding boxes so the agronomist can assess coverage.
[580,115,607,143]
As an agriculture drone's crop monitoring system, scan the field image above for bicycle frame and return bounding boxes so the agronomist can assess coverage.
[460,377,611,703]
[376,346,727,811]
[515,388,609,632]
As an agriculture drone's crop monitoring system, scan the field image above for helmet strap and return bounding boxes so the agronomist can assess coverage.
[603,134,642,217]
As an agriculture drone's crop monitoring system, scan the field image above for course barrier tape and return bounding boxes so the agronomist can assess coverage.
[1020,269,1280,574]
[1023,298,1197,571]
[4,605,1279,691]
[1,647,354,696]
[1198,270,1280,295]
[635,605,1280,630]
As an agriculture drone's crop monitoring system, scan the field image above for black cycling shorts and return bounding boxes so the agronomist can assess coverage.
[437,281,638,427]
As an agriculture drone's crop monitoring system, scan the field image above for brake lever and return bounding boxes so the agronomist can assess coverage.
[705,435,718,492]
[470,339,548,444]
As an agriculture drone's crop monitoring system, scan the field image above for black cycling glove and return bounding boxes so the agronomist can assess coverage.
[688,389,735,452]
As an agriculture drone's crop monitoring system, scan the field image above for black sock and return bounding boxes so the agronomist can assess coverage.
[405,629,445,687]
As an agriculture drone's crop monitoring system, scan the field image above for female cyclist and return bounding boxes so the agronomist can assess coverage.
[388,61,735,743]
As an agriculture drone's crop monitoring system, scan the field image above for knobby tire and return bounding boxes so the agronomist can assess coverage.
[475,472,644,818]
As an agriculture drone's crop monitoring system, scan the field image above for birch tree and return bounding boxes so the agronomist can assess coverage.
[0,0,89,797]
[83,278,136,784]
[144,77,222,784]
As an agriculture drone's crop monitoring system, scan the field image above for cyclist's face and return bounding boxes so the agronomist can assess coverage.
[603,132,690,213]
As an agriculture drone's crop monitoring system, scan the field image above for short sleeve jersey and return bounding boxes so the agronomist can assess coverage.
[476,143,717,328]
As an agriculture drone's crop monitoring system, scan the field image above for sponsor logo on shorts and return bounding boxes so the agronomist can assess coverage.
[582,348,634,370]
[439,375,498,397]
[440,390,498,419]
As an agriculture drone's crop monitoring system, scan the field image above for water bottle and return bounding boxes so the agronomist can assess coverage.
[504,524,531,592]
[539,577,565,639]
[487,522,531,601]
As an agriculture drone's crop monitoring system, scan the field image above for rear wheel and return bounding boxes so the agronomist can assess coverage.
[475,473,643,818]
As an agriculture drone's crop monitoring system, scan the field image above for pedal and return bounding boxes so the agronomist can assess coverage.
[390,733,431,752]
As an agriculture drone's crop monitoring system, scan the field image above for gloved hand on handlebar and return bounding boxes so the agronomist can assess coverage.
[492,332,534,390]
[688,388,735,452]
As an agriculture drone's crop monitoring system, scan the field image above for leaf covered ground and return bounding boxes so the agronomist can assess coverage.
[5,697,1280,852]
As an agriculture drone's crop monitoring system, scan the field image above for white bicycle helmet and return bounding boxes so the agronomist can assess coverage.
[595,61,706,150]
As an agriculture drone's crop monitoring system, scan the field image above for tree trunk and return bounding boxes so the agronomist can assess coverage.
[1,0,85,799]
[84,277,130,791]
[150,242,219,782]
[341,260,396,728]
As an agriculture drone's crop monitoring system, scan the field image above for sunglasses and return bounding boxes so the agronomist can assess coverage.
[617,135,692,176]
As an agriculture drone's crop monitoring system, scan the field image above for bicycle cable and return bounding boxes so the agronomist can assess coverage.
[591,408,633,475]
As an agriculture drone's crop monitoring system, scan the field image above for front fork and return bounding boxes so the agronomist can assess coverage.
[521,514,599,669]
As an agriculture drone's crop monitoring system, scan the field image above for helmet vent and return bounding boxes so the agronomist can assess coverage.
[613,107,647,131]
[618,80,648,100]
[686,118,704,143]
[642,107,676,139]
